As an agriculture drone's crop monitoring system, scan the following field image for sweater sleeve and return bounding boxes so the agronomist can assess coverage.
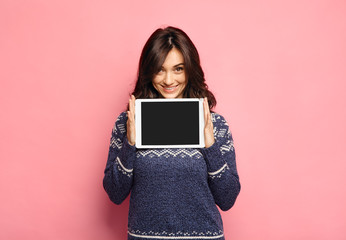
[103,111,136,205]
[200,113,241,211]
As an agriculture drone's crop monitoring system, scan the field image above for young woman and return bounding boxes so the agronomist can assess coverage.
[103,26,240,240]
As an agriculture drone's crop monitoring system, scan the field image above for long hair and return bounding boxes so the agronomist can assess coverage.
[132,26,216,110]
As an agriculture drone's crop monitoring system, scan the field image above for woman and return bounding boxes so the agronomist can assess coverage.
[103,26,240,240]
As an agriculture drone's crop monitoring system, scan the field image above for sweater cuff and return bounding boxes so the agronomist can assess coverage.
[200,140,227,173]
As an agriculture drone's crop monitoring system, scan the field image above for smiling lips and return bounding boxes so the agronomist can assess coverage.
[162,85,178,93]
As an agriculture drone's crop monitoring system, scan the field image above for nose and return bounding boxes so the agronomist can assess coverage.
[163,71,174,85]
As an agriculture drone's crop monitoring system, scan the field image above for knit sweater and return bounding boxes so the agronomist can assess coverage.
[103,111,240,240]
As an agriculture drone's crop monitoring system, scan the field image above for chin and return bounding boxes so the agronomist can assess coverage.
[160,92,183,99]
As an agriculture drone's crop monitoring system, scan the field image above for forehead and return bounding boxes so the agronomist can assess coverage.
[162,48,184,67]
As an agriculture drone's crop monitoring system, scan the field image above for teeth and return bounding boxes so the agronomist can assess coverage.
[165,86,176,90]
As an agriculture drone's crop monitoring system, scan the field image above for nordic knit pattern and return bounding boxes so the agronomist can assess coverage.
[103,111,240,240]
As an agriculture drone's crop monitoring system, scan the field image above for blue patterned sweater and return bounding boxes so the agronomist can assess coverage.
[103,111,240,240]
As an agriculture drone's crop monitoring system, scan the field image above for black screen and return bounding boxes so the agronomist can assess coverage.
[141,101,200,145]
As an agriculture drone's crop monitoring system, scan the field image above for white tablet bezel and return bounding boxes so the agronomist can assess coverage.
[135,98,205,148]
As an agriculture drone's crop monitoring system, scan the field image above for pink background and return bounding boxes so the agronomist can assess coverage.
[1,0,345,239]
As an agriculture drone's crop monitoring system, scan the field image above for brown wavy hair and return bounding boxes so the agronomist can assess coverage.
[131,26,216,110]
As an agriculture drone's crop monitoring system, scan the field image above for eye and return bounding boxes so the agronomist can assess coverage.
[157,68,164,74]
[175,66,184,72]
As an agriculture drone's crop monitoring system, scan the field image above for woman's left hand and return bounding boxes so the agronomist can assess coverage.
[203,97,215,148]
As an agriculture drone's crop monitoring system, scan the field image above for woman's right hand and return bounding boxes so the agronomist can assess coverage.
[127,95,136,146]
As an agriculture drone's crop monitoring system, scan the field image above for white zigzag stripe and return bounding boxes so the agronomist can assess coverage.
[137,149,202,158]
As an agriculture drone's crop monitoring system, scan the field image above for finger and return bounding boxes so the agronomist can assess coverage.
[204,97,211,125]
[206,101,212,125]
[129,96,134,112]
[203,97,208,124]
[127,111,132,122]
[128,99,133,117]
[131,95,136,114]
[128,99,135,122]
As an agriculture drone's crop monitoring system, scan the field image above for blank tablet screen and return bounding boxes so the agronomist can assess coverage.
[141,101,199,145]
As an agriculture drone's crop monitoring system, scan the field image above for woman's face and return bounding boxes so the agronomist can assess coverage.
[152,48,187,98]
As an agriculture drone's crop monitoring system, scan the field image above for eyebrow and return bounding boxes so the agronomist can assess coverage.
[161,63,185,69]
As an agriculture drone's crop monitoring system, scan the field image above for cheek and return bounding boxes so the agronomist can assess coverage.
[152,75,162,84]
[152,79,161,91]
[182,77,187,86]
[177,74,187,84]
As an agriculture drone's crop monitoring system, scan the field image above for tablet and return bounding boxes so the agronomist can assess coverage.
[135,98,205,148]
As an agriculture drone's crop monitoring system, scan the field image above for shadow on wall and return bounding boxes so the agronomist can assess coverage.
[102,195,130,239]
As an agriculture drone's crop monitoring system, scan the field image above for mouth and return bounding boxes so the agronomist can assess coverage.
[162,85,178,93]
